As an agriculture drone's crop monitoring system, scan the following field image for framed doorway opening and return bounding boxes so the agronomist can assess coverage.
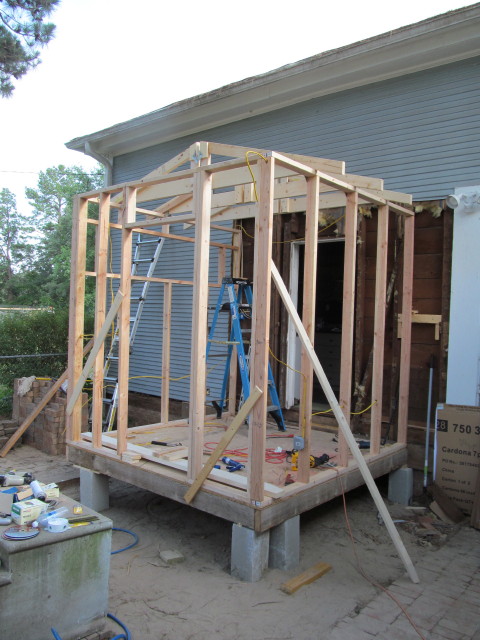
[286,238,345,409]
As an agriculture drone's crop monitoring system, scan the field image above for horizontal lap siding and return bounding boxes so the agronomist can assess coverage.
[112,57,480,400]
[114,58,480,200]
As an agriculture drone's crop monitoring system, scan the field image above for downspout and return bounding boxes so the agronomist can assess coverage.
[84,142,113,186]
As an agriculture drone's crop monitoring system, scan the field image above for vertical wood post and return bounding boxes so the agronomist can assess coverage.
[297,176,319,483]
[398,214,415,442]
[338,191,358,466]
[67,196,88,442]
[92,192,110,448]
[116,186,136,455]
[371,205,389,454]
[161,281,172,424]
[248,156,275,503]
[188,170,212,481]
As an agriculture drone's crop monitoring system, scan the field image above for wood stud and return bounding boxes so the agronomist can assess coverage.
[66,141,415,524]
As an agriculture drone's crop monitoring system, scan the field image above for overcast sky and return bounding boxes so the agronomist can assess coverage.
[0,0,471,211]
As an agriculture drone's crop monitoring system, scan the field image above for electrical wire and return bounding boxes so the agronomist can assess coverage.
[336,472,426,640]
[111,527,139,555]
[237,212,346,244]
[245,151,268,201]
[312,400,377,417]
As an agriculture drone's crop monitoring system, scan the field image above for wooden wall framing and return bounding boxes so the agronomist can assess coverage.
[66,141,414,516]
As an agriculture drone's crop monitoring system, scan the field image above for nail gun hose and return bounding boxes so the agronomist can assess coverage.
[51,613,131,640]
[111,527,139,555]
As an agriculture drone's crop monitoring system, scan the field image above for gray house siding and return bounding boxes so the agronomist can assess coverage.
[114,57,480,200]
[112,57,480,401]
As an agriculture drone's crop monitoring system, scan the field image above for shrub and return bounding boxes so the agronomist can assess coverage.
[0,309,93,389]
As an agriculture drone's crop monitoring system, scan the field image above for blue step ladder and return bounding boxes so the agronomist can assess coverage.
[206,277,286,431]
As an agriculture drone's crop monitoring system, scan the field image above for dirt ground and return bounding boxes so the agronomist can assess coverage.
[2,443,470,640]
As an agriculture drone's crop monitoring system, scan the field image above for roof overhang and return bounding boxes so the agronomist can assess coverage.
[66,4,480,160]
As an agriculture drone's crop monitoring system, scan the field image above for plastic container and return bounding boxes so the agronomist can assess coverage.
[33,507,69,529]
[30,480,46,501]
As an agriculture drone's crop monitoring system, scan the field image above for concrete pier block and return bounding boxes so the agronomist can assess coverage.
[80,468,110,511]
[231,524,269,582]
[388,466,413,505]
[269,515,300,570]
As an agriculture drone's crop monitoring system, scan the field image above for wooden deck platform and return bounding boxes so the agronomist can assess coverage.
[67,418,407,532]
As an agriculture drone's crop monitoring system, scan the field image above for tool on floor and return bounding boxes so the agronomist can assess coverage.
[97,232,167,432]
[151,441,182,447]
[0,472,33,487]
[207,277,286,430]
[287,450,330,471]
[221,456,245,472]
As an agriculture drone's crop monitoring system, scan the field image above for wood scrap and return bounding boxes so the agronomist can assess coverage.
[428,484,465,523]
[429,501,455,524]
[281,562,332,594]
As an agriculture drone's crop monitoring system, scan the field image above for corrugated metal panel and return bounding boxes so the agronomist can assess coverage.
[114,57,480,200]
[111,57,480,400]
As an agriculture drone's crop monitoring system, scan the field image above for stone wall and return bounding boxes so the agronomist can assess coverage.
[12,378,88,456]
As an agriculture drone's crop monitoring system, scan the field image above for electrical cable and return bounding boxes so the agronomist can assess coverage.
[336,472,426,640]
[111,527,139,555]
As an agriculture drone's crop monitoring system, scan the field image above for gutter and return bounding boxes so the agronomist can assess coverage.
[85,142,113,186]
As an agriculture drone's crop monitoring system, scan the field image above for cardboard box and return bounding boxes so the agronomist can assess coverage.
[11,499,48,525]
[435,404,480,514]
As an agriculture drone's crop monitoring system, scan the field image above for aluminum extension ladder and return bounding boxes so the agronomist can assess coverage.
[206,276,286,431]
[98,233,166,431]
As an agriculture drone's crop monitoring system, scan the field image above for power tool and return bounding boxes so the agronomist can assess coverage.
[0,472,34,487]
[288,451,330,471]
[221,457,245,472]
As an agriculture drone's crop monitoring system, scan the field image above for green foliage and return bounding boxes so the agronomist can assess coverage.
[0,187,35,302]
[23,164,104,308]
[0,0,60,97]
[0,308,94,389]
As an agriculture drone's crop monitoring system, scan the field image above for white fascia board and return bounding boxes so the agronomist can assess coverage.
[67,5,480,159]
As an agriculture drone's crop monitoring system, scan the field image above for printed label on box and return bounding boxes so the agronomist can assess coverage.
[435,404,480,514]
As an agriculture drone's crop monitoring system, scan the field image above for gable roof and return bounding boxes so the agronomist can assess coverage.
[67,4,480,160]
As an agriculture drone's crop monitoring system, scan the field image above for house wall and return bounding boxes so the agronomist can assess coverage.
[111,57,480,406]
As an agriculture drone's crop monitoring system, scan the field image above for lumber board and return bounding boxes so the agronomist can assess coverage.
[92,192,110,448]
[298,176,319,482]
[161,282,172,423]
[371,205,388,454]
[66,289,124,415]
[188,169,212,480]
[0,340,93,457]
[207,142,345,174]
[67,196,88,441]
[280,562,332,594]
[398,215,415,443]
[184,387,263,504]
[338,191,358,466]
[249,156,275,503]
[271,263,419,583]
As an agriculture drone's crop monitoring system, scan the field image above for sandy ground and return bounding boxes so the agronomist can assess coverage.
[2,444,466,640]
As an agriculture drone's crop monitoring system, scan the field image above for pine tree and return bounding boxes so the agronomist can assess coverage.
[0,0,60,97]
